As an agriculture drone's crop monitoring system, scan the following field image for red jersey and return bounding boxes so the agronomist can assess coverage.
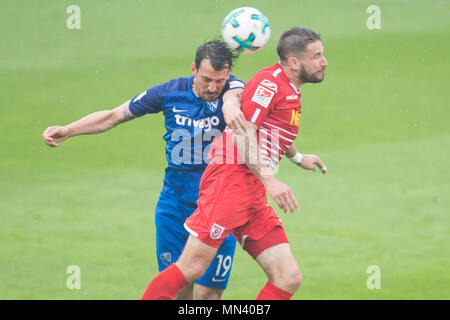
[185,63,302,247]
[210,63,302,169]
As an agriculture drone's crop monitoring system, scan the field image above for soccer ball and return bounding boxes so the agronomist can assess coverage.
[221,7,271,54]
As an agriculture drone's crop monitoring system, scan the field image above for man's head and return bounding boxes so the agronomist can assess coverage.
[277,27,328,84]
[191,40,239,101]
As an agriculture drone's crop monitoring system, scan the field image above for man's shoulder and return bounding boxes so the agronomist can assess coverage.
[227,74,246,89]
[153,76,191,94]
[254,63,283,79]
[248,63,285,90]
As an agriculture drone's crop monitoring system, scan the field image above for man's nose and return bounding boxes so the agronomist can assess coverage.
[208,82,217,92]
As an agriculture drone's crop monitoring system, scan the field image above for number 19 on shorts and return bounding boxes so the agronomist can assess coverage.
[215,254,232,278]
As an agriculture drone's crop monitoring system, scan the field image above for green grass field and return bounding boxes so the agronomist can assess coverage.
[1,0,449,299]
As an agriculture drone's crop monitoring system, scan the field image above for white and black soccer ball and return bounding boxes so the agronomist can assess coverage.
[221,7,271,54]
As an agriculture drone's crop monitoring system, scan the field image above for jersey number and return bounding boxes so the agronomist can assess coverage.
[215,254,232,277]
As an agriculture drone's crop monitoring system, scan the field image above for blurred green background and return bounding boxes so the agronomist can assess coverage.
[1,0,449,299]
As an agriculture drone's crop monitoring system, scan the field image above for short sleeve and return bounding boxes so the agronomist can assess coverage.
[128,83,169,116]
[241,75,278,127]
[223,74,245,92]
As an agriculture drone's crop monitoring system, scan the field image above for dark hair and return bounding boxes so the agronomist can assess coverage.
[195,39,239,71]
[277,27,321,62]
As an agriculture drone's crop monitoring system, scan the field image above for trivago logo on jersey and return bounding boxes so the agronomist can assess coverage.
[174,114,220,132]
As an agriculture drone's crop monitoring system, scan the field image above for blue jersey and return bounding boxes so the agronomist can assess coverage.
[128,75,245,204]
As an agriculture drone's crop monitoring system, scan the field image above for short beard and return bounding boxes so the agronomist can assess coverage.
[200,91,219,101]
[299,63,325,83]
[193,79,219,101]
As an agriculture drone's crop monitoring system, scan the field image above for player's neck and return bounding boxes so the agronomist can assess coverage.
[192,78,200,98]
[279,63,303,88]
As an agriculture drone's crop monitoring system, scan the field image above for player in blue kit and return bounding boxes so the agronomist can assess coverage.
[42,40,247,299]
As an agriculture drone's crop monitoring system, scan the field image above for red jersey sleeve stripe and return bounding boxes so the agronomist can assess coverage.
[263,121,298,137]
[250,108,262,124]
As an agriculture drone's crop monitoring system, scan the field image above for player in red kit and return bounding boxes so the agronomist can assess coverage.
[141,27,328,300]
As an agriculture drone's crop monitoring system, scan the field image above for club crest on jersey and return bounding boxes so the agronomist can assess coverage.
[206,99,219,113]
[159,251,172,267]
[251,85,275,108]
[210,223,225,240]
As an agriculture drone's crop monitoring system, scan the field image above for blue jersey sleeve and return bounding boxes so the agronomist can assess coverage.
[129,86,164,116]
[129,78,187,116]
[223,74,245,92]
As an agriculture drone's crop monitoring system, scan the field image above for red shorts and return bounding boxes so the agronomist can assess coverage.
[184,163,286,253]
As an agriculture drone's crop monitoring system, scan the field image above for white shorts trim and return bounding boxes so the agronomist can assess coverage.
[184,223,199,238]
[240,235,248,248]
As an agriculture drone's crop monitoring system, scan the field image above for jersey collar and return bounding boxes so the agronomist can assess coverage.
[275,63,301,95]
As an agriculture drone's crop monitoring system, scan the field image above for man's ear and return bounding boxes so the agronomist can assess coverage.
[191,62,197,76]
[287,56,301,71]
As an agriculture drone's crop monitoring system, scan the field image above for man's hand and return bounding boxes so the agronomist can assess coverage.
[262,176,299,213]
[297,154,327,174]
[42,126,71,147]
[223,103,247,131]
[222,89,247,131]
[41,100,136,148]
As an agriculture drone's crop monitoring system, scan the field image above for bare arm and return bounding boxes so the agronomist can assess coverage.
[233,122,299,213]
[285,144,298,158]
[233,121,273,179]
[285,145,327,174]
[42,100,137,147]
[222,89,248,131]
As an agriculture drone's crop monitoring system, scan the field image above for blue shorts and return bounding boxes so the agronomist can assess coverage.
[154,191,237,290]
